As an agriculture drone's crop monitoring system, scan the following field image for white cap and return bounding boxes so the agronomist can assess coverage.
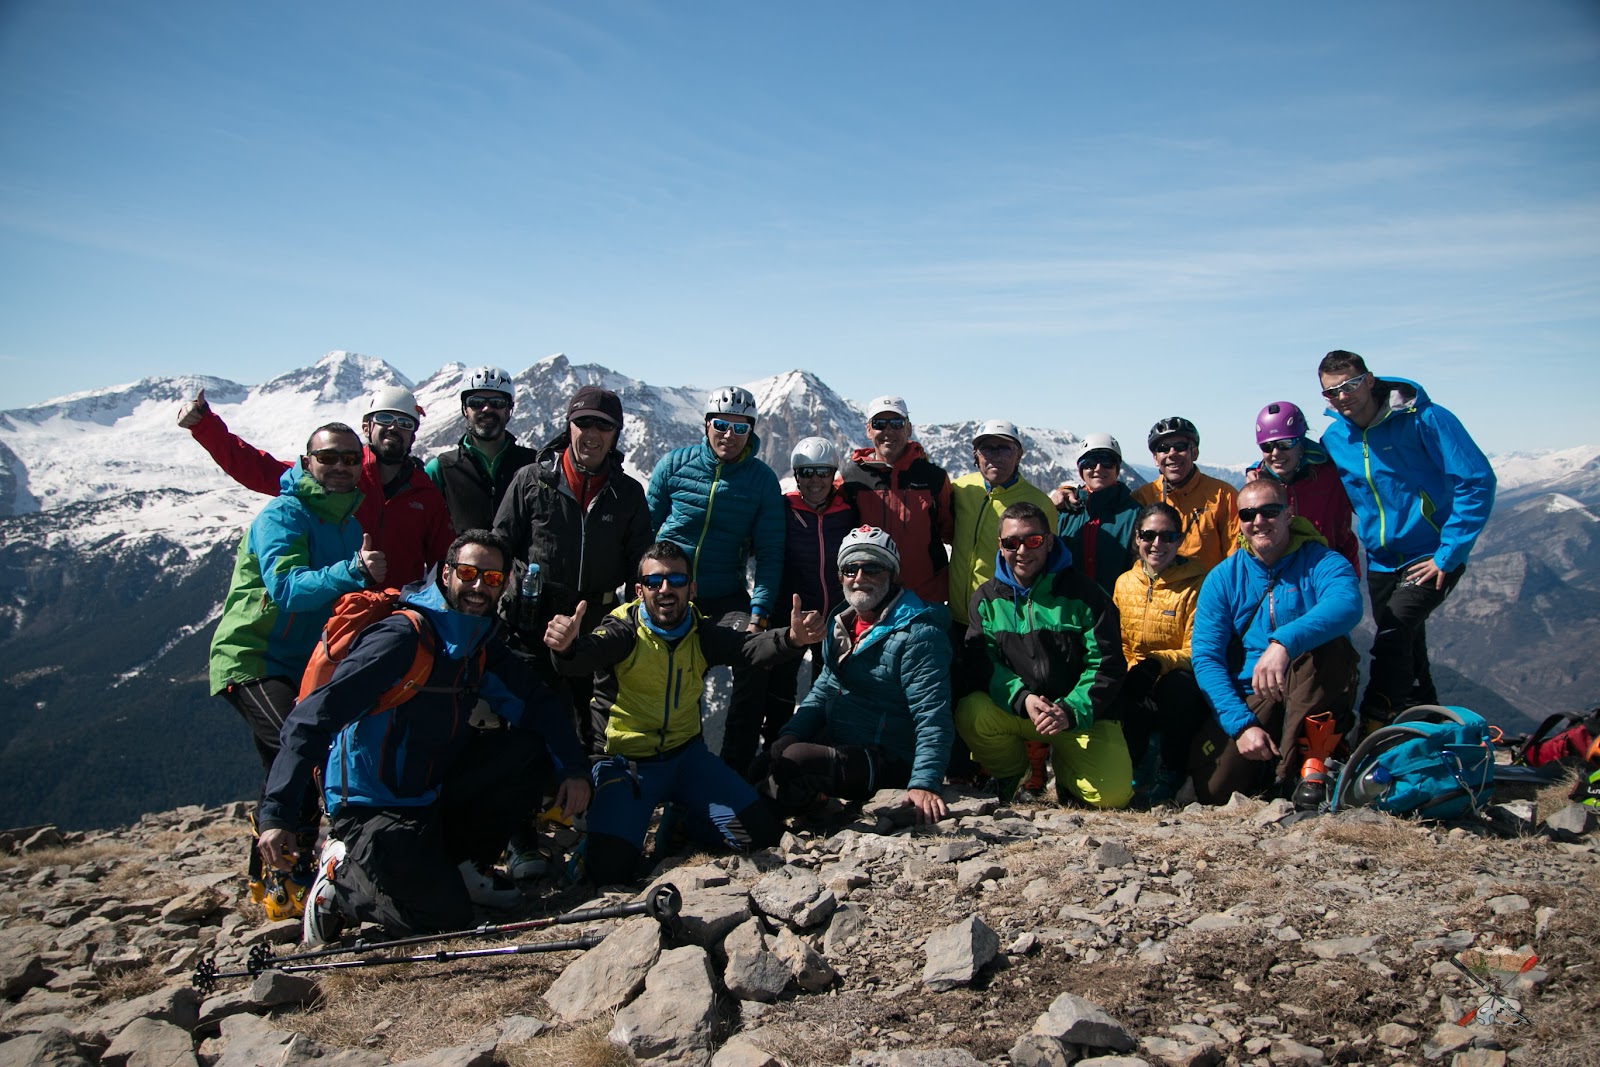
[973,419,1022,447]
[867,395,910,419]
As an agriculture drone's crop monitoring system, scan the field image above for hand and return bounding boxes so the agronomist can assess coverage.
[257,827,297,872]
[902,787,947,825]
[544,600,589,652]
[1244,467,1263,483]
[1251,641,1290,704]
[177,387,209,429]
[359,533,387,585]
[555,775,591,819]
[1236,725,1280,762]
[1024,693,1069,736]
[787,593,825,646]
[1048,483,1080,511]
[1405,558,1447,589]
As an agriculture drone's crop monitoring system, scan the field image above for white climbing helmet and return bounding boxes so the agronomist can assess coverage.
[705,386,758,422]
[1074,432,1122,468]
[460,366,514,400]
[791,437,839,471]
[367,385,423,419]
[837,526,900,572]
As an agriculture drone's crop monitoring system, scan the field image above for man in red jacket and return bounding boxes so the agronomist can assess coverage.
[179,385,454,587]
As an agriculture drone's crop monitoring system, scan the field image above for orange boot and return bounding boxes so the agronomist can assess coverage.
[1291,712,1343,811]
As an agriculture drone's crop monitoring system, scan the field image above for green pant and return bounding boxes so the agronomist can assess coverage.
[954,692,1133,809]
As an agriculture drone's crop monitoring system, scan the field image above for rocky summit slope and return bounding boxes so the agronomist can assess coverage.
[2,780,1596,1067]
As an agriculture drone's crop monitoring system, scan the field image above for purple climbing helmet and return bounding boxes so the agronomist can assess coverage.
[1254,401,1307,447]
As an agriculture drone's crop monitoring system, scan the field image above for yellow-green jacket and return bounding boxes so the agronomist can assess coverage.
[947,471,1055,627]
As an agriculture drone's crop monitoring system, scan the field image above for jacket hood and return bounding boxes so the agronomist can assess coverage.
[281,462,363,522]
[402,572,499,659]
[1236,515,1328,562]
[848,439,927,471]
[993,537,1073,596]
[1324,375,1428,425]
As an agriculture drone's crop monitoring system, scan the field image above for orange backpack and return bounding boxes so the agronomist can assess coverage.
[298,588,485,710]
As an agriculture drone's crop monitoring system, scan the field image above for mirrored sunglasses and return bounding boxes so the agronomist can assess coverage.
[840,561,889,578]
[368,411,417,430]
[1321,372,1369,400]
[640,572,691,589]
[999,533,1047,551]
[709,418,752,435]
[870,417,908,431]
[465,396,511,411]
[1259,439,1301,454]
[450,563,506,587]
[795,466,835,479]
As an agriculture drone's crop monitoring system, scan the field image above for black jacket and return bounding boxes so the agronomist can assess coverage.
[431,434,541,533]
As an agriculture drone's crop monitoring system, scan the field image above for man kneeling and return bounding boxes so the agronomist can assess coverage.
[257,530,591,942]
[1190,479,1362,807]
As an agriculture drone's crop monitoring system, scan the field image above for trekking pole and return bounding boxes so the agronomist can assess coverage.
[193,883,681,993]
[194,933,608,989]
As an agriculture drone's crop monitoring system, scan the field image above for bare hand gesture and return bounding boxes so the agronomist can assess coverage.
[177,387,209,429]
[1251,641,1290,704]
[1024,693,1069,736]
[1048,483,1080,511]
[902,787,947,825]
[544,600,589,652]
[257,827,297,871]
[359,533,387,585]
[787,593,825,646]
[1237,725,1280,762]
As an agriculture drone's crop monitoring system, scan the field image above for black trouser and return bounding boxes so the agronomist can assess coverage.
[762,736,911,817]
[221,677,320,832]
[1361,564,1465,724]
[329,726,554,936]
[701,593,772,780]
[509,614,604,756]
[1116,666,1209,776]
[751,646,819,779]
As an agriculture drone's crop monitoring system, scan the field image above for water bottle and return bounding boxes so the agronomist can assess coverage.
[517,563,543,633]
[1345,764,1394,807]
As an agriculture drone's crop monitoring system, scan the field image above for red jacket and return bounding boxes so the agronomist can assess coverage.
[188,410,454,587]
[1245,453,1361,574]
[840,441,954,604]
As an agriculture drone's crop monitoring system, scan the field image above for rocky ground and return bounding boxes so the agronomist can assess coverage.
[1,777,1596,1067]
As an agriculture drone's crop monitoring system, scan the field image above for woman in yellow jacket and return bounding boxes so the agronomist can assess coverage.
[1112,502,1210,805]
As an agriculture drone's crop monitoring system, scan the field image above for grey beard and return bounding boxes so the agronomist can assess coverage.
[845,585,890,616]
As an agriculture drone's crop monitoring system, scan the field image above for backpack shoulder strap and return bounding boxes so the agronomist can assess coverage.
[370,609,437,713]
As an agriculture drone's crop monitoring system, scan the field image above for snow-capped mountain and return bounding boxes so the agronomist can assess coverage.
[0,352,1592,829]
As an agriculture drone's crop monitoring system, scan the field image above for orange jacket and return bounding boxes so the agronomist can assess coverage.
[1112,556,1207,674]
[1131,471,1238,573]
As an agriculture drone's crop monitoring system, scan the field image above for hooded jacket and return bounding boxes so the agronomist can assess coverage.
[425,431,541,533]
[840,441,954,604]
[965,540,1125,733]
[646,434,785,616]
[188,408,454,586]
[1058,481,1141,596]
[1131,469,1239,573]
[778,489,857,616]
[783,588,953,792]
[947,471,1056,626]
[1244,441,1360,572]
[1191,518,1363,738]
[257,575,584,831]
[209,465,367,694]
[1112,555,1207,675]
[1318,377,1496,573]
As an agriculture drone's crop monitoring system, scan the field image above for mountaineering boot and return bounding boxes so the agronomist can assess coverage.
[505,823,548,884]
[302,837,346,945]
[1292,711,1343,811]
[1146,766,1184,807]
[988,775,1022,805]
[1023,742,1051,794]
[245,812,268,905]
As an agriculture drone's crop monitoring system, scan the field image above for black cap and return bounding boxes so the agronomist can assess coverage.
[567,385,623,428]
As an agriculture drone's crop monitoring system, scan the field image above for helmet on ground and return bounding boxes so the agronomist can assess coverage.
[461,366,514,400]
[791,437,838,471]
[1147,416,1198,450]
[1074,432,1122,468]
[837,526,899,573]
[367,385,423,419]
[705,386,758,421]
[1255,401,1307,446]
[972,419,1022,448]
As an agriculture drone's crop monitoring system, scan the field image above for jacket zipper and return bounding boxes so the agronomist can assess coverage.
[692,461,723,584]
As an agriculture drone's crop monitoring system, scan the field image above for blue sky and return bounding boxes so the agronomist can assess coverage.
[2,1,1597,465]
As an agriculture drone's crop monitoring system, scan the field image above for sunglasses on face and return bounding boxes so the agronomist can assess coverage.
[999,533,1047,551]
[975,441,1016,455]
[639,572,691,589]
[795,466,835,479]
[1321,372,1369,400]
[572,416,616,431]
[1079,454,1119,470]
[840,561,888,578]
[1259,439,1300,454]
[308,449,363,466]
[1136,528,1182,544]
[870,417,907,431]
[368,411,417,430]
[465,396,511,411]
[709,418,752,435]
[449,563,506,587]
[1238,503,1288,523]
[1152,439,1193,455]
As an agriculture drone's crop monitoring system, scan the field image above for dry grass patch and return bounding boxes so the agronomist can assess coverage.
[1535,767,1589,822]
[501,1018,631,1067]
[99,963,167,1001]
[0,838,141,877]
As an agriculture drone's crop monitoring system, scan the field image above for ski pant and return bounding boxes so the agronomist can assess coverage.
[701,593,772,781]
[1189,637,1359,805]
[762,735,913,816]
[954,692,1134,809]
[585,737,780,886]
[1360,564,1465,726]
[1115,666,1210,778]
[221,676,320,832]
[328,724,555,937]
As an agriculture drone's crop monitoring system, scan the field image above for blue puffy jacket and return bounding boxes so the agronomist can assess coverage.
[1319,377,1495,573]
[1191,519,1363,738]
[647,435,785,616]
[257,576,585,831]
[783,588,954,791]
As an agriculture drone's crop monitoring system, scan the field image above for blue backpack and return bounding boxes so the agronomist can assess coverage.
[1332,705,1495,819]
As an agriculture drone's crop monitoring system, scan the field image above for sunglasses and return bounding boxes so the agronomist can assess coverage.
[308,449,363,466]
[572,416,616,431]
[870,417,908,431]
[368,411,417,430]
[999,533,1047,551]
[840,561,889,578]
[1136,528,1182,544]
[465,396,511,411]
[1238,503,1287,523]
[1152,439,1193,455]
[1321,372,1369,400]
[975,440,1016,454]
[1259,439,1300,454]
[639,572,691,589]
[709,418,752,435]
[449,563,506,587]
[795,466,835,479]
[1079,454,1119,470]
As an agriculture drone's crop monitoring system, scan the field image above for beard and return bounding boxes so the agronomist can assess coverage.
[844,584,890,615]
[368,435,410,464]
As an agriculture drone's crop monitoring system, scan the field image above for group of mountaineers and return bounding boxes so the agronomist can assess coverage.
[181,348,1501,944]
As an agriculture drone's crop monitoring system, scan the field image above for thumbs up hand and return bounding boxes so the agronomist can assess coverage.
[787,593,825,646]
[544,600,589,653]
[177,387,209,429]
[359,533,387,585]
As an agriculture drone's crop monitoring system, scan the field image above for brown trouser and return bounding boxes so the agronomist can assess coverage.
[1190,637,1359,805]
